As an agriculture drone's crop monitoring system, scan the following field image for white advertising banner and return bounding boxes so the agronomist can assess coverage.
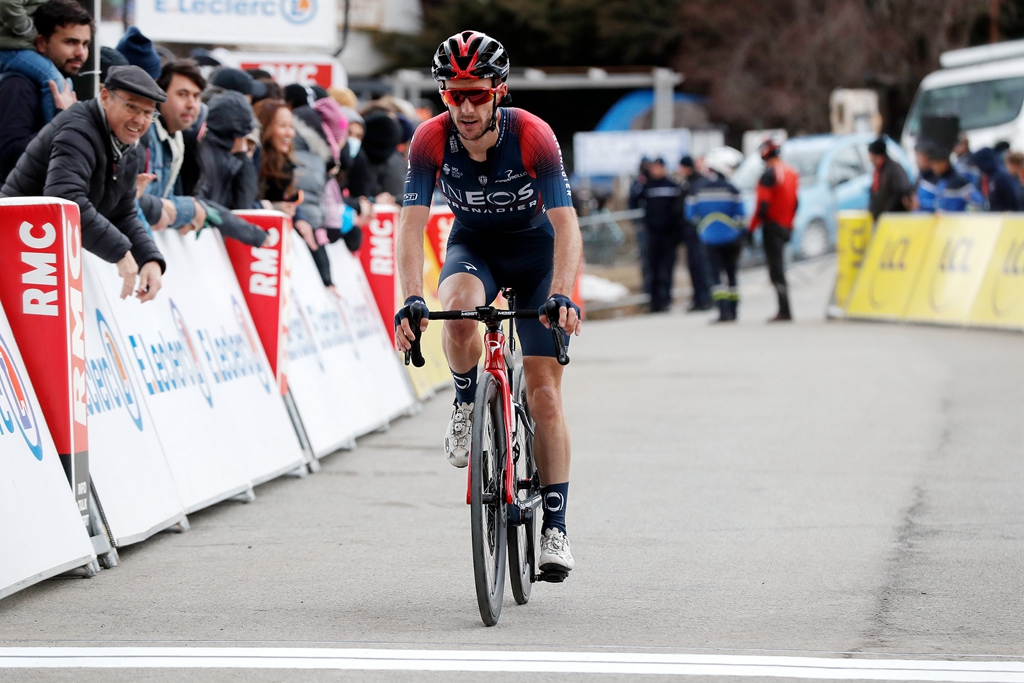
[83,259,187,546]
[573,129,692,177]
[286,232,378,455]
[0,301,94,600]
[86,230,304,512]
[135,0,337,48]
[326,240,416,422]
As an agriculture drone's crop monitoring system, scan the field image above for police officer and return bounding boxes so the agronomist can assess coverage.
[678,155,712,311]
[749,140,798,322]
[636,157,682,312]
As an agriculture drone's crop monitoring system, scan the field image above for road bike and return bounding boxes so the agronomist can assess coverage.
[405,290,569,625]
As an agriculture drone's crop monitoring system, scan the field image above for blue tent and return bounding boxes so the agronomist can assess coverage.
[595,90,706,131]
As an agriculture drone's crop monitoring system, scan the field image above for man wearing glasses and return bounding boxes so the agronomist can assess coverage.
[2,65,166,302]
[395,31,582,576]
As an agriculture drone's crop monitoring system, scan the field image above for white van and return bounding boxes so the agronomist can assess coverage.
[902,40,1024,159]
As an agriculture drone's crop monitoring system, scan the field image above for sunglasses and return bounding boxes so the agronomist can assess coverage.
[440,86,501,107]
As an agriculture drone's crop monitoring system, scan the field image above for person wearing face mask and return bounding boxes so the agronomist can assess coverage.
[313,94,366,253]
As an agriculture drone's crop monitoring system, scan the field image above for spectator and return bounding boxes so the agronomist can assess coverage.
[359,111,404,201]
[952,133,981,188]
[1,65,165,301]
[292,103,335,286]
[328,86,357,109]
[313,95,365,253]
[635,158,682,313]
[208,67,254,102]
[283,82,314,111]
[99,45,126,82]
[972,147,1021,212]
[930,145,983,212]
[245,68,279,104]
[867,137,912,220]
[749,139,798,322]
[1006,151,1024,186]
[195,91,257,210]
[686,151,746,322]
[115,26,160,79]
[254,99,317,250]
[0,0,90,183]
[0,0,79,123]
[913,141,938,212]
[677,155,712,312]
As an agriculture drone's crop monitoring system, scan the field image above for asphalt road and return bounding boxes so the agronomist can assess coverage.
[1,258,1022,682]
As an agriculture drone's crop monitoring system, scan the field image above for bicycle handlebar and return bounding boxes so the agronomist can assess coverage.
[402,305,570,367]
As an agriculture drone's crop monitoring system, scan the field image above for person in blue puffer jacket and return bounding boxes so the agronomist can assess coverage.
[685,150,747,323]
[971,146,1022,212]
[929,143,983,212]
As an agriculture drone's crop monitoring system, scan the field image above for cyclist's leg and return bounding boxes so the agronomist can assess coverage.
[438,243,497,400]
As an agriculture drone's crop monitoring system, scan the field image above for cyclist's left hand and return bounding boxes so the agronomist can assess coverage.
[395,296,429,352]
[540,293,582,336]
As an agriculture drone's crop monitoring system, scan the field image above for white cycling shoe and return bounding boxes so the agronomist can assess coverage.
[538,528,575,573]
[444,402,473,468]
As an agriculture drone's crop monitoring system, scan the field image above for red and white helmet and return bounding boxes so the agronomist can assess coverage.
[432,31,510,83]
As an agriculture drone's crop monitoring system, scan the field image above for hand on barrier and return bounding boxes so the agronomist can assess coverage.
[179,198,207,236]
[394,296,429,366]
[136,261,162,302]
[153,199,177,232]
[116,251,140,300]
[540,293,581,336]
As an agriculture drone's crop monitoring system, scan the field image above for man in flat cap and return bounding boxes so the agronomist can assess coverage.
[1,64,166,302]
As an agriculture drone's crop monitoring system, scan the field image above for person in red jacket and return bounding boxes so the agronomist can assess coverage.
[749,139,798,321]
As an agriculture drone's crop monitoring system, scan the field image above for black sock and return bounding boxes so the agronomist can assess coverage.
[541,482,569,534]
[451,366,477,404]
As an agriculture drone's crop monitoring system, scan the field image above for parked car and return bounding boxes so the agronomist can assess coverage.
[731,133,914,259]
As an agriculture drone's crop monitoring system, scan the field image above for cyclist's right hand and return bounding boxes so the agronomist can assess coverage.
[394,295,430,353]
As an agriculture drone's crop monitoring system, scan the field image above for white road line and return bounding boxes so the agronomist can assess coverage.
[0,648,1022,681]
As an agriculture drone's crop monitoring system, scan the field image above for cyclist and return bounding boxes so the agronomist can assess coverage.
[394,31,582,576]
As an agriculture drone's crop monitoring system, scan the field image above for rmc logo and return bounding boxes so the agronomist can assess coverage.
[88,310,144,431]
[0,331,43,460]
[280,0,315,24]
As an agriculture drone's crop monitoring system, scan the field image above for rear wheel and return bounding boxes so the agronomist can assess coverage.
[508,365,537,605]
[470,372,507,626]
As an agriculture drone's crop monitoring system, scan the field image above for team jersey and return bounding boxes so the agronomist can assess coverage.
[403,108,573,233]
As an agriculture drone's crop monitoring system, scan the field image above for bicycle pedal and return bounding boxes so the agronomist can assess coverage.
[537,569,569,583]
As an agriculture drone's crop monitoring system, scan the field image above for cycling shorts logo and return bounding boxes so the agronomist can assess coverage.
[543,492,565,512]
[453,375,472,390]
[170,300,213,407]
[0,331,43,460]
[404,193,418,203]
[459,261,477,272]
[96,309,144,431]
[280,0,316,24]
[232,296,272,394]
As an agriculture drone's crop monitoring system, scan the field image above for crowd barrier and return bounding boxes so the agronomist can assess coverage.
[0,198,421,601]
[834,210,1024,330]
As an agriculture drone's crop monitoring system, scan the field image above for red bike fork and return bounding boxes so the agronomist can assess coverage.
[466,329,515,506]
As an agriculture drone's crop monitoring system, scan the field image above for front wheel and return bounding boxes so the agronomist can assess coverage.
[508,365,538,605]
[470,372,507,626]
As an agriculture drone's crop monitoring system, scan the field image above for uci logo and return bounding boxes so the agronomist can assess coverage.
[991,238,1024,317]
[170,300,213,407]
[0,331,43,460]
[868,237,910,309]
[929,237,973,313]
[232,297,272,394]
[96,310,144,431]
[280,0,316,24]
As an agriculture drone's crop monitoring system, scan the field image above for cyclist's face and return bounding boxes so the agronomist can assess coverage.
[444,78,505,139]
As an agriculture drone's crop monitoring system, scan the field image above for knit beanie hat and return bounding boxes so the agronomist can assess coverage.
[116,27,162,80]
[100,46,129,83]
[313,97,348,163]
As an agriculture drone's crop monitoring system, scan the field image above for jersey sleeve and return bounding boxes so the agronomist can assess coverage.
[518,112,573,210]
[402,116,445,207]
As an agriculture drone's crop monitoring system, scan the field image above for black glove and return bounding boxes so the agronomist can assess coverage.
[394,295,428,332]
[542,293,581,327]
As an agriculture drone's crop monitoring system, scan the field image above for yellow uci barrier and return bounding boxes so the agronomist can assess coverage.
[968,214,1024,329]
[903,214,1003,325]
[833,211,873,310]
[845,214,935,321]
